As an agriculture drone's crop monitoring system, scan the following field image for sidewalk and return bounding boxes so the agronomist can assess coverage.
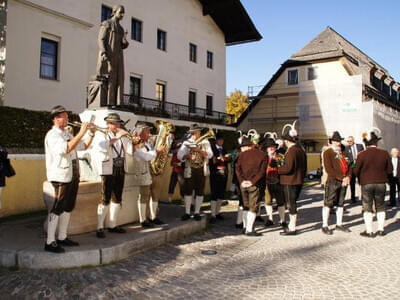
[0,204,206,269]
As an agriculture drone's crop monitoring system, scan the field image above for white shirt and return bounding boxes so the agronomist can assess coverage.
[92,131,133,176]
[45,126,84,183]
[392,157,398,177]
[177,136,213,162]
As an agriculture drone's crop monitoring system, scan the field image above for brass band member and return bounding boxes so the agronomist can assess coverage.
[209,132,230,223]
[178,124,213,221]
[94,113,133,238]
[353,129,392,237]
[264,138,286,227]
[44,105,95,253]
[278,121,307,236]
[236,136,267,236]
[321,131,351,235]
[134,122,165,228]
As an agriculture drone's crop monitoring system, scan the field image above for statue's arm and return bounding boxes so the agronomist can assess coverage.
[122,31,129,49]
[97,23,109,56]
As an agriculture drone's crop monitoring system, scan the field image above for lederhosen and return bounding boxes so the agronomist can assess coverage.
[324,152,348,208]
[101,136,125,204]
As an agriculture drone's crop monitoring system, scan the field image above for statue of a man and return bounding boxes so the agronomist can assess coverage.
[96,5,129,106]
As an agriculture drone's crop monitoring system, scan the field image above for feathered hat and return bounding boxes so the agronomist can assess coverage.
[362,127,382,146]
[281,120,298,142]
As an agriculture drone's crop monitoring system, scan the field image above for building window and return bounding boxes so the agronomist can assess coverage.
[207,51,213,69]
[188,91,196,113]
[383,83,390,96]
[288,69,298,85]
[307,67,317,80]
[157,29,166,51]
[40,38,58,80]
[189,43,197,63]
[101,5,112,22]
[156,82,166,102]
[129,76,141,98]
[206,95,213,115]
[372,76,383,91]
[131,18,142,42]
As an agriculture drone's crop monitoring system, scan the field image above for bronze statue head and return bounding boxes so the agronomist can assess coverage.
[112,5,125,20]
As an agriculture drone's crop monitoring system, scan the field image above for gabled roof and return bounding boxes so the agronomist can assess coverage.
[235,26,399,126]
[199,0,262,45]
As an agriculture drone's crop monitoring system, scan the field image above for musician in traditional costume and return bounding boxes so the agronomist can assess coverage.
[94,113,133,238]
[278,121,307,235]
[178,124,213,221]
[44,105,95,252]
[236,136,268,236]
[263,138,286,227]
[353,129,392,237]
[321,131,351,235]
[209,132,230,224]
[132,122,165,228]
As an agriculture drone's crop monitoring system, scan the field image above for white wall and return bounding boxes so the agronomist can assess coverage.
[5,0,226,113]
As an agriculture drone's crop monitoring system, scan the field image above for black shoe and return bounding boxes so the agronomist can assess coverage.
[151,218,165,225]
[351,198,357,204]
[242,228,246,235]
[255,216,264,223]
[141,221,154,228]
[322,226,333,235]
[57,238,79,247]
[96,229,105,238]
[181,213,191,221]
[280,230,297,236]
[216,214,224,220]
[194,214,202,221]
[264,219,274,227]
[360,231,375,238]
[245,231,262,237]
[335,225,351,233]
[209,216,217,224]
[376,230,386,236]
[280,221,288,229]
[235,223,243,229]
[44,241,65,253]
[108,226,126,233]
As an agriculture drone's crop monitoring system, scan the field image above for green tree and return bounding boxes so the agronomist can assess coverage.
[226,89,249,122]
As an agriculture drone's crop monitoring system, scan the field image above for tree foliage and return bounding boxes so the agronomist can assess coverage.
[226,89,249,122]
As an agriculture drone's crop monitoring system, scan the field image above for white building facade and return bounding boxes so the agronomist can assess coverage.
[3,0,261,120]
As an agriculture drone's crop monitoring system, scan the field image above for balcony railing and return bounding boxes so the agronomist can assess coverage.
[116,95,234,125]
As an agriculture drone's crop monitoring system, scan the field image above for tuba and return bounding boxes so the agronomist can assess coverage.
[150,120,174,175]
[189,128,215,169]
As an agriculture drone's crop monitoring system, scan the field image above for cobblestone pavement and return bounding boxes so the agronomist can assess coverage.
[1,185,400,300]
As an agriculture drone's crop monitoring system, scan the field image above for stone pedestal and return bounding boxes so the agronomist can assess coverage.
[43,174,140,235]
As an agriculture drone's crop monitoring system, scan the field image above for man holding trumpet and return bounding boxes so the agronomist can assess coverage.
[93,113,134,238]
[44,105,95,253]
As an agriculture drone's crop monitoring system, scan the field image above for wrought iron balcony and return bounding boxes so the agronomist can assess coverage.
[117,95,234,125]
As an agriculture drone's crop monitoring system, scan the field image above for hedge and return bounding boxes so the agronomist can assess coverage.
[0,106,239,153]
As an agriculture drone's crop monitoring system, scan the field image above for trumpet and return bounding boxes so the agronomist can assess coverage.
[67,121,108,134]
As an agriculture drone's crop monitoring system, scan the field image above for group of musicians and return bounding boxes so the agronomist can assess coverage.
[44,105,393,253]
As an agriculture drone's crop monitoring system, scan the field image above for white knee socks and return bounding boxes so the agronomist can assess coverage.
[58,212,70,241]
[236,206,243,225]
[195,196,203,214]
[289,214,297,231]
[138,202,147,223]
[150,200,158,221]
[322,206,330,227]
[246,211,256,233]
[109,202,121,228]
[266,205,273,221]
[216,199,222,215]
[243,210,248,229]
[363,212,373,233]
[336,207,344,226]
[377,211,385,231]
[211,201,217,217]
[278,206,286,223]
[97,204,109,230]
[184,196,192,215]
[47,213,59,244]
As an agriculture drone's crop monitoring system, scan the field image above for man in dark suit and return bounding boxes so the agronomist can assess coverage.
[353,131,392,237]
[388,148,400,207]
[345,136,364,203]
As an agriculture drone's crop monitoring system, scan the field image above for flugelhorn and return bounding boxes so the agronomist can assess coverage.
[67,121,108,134]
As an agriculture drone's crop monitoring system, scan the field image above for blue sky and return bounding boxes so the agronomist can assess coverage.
[226,0,400,96]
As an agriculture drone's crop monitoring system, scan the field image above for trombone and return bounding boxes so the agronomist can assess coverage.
[67,121,108,135]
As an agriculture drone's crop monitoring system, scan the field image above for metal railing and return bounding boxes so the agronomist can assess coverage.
[117,95,235,125]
